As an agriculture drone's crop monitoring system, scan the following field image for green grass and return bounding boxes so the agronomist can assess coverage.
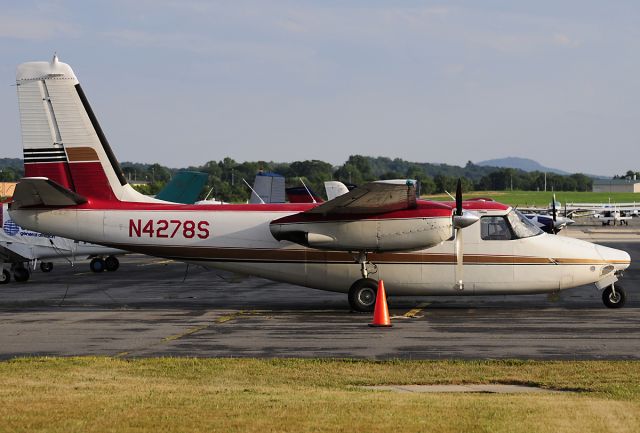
[1,358,639,432]
[424,190,640,207]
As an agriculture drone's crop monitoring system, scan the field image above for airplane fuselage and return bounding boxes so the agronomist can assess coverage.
[10,202,629,296]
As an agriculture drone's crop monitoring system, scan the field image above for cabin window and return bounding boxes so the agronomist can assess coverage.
[480,216,513,240]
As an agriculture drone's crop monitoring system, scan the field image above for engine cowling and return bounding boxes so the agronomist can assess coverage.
[270,209,454,252]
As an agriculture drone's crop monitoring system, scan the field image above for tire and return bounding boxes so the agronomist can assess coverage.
[13,266,30,283]
[1,269,10,284]
[90,258,105,273]
[105,256,120,272]
[40,262,54,273]
[348,278,379,312]
[602,285,626,308]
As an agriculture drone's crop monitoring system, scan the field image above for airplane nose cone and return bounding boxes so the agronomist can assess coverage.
[595,244,631,270]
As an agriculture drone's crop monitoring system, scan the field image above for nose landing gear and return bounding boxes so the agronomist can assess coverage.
[602,284,626,308]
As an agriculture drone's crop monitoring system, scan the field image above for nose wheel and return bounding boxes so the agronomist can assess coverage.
[602,284,626,308]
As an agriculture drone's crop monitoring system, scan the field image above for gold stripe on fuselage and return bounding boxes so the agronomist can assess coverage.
[102,244,629,266]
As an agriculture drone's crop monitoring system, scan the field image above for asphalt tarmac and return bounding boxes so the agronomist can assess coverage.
[1,231,639,360]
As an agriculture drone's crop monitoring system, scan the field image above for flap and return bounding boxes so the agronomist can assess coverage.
[305,180,416,215]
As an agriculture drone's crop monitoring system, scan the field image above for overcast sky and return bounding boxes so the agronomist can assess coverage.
[1,1,638,175]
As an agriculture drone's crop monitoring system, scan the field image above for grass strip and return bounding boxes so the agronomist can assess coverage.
[1,358,639,433]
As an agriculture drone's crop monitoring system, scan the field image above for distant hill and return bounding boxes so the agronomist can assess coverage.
[476,157,569,175]
[0,158,23,181]
[0,158,23,170]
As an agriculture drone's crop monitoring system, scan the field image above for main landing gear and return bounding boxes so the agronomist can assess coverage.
[348,278,379,312]
[348,251,381,312]
[602,284,626,308]
[0,262,30,283]
[90,255,120,273]
[1,269,10,284]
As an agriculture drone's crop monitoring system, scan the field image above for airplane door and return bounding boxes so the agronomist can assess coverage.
[469,215,515,292]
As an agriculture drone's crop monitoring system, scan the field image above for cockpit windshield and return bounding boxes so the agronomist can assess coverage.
[506,209,543,238]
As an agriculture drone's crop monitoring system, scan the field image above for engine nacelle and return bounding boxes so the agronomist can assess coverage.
[270,216,453,252]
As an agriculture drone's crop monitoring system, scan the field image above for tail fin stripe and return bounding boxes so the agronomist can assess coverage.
[74,84,127,186]
[66,147,99,162]
[24,148,66,154]
[24,157,68,163]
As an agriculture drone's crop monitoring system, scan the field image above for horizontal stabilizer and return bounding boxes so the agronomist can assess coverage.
[305,180,416,215]
[12,177,87,208]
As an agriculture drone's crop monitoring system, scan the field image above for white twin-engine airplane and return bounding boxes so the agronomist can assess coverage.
[8,56,632,311]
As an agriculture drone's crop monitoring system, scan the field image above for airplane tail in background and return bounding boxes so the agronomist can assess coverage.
[249,172,286,204]
[16,55,158,204]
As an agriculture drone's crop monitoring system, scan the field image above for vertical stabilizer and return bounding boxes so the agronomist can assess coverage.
[16,55,160,203]
[249,172,286,204]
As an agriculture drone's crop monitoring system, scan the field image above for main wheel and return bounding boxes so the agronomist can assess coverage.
[90,258,106,273]
[105,256,120,272]
[602,285,626,308]
[1,269,10,284]
[348,278,379,312]
[40,262,54,273]
[13,266,30,282]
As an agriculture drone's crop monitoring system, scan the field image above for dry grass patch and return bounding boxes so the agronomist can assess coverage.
[1,358,639,433]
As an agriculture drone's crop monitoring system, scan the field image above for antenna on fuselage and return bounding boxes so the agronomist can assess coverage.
[299,178,317,204]
[242,178,265,204]
[444,190,455,201]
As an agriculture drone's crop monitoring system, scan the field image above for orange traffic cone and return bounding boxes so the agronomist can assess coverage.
[369,280,392,327]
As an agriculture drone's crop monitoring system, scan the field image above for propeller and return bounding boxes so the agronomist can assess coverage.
[551,193,558,234]
[452,179,479,291]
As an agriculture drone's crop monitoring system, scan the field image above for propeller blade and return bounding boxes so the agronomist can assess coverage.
[454,227,463,290]
[551,194,558,234]
[455,179,462,216]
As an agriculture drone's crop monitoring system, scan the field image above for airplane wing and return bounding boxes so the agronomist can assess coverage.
[12,177,87,208]
[305,180,416,215]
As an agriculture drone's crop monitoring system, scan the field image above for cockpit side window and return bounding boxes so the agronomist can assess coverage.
[480,216,514,241]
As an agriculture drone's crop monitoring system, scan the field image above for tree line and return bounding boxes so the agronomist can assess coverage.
[122,155,595,202]
[0,155,599,202]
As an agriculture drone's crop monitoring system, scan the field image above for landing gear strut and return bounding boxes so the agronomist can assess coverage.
[354,251,377,279]
[602,284,626,308]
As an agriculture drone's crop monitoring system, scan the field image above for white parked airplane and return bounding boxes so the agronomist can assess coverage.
[1,170,210,283]
[8,56,632,310]
[594,206,633,226]
[1,201,123,283]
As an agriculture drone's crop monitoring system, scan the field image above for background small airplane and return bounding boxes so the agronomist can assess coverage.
[1,171,208,283]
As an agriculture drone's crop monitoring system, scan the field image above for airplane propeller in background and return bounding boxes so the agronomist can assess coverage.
[552,193,558,234]
[452,179,479,290]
